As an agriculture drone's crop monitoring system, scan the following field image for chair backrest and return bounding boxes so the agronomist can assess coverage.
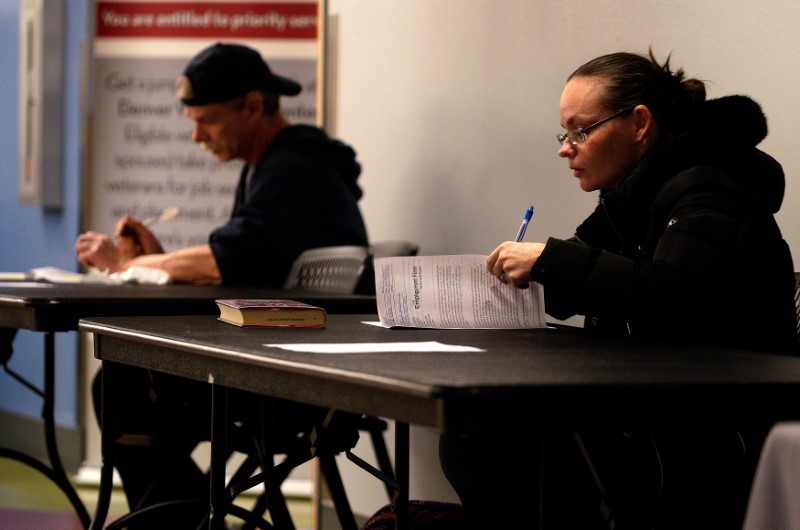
[369,240,420,259]
[353,240,421,295]
[283,245,369,295]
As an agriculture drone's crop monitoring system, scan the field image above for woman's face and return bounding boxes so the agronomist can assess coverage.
[557,76,643,192]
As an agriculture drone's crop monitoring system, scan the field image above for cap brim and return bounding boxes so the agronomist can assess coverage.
[271,74,302,96]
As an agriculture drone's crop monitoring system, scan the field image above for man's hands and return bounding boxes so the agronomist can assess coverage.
[75,215,163,273]
[115,215,165,255]
[74,231,128,272]
[75,216,221,285]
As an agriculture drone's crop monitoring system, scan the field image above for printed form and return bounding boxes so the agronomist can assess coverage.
[374,254,547,329]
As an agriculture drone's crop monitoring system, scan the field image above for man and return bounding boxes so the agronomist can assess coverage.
[76,42,368,284]
[75,42,369,528]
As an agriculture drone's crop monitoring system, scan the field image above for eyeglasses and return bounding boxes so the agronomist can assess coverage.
[557,106,635,146]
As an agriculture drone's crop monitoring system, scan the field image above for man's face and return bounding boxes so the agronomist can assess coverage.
[183,101,250,162]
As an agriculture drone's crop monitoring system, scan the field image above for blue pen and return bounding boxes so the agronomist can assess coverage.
[514,206,534,242]
[500,205,534,283]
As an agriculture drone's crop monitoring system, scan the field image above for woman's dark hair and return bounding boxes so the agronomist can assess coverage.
[568,49,706,140]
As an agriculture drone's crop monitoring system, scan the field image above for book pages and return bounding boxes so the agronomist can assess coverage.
[374,254,547,329]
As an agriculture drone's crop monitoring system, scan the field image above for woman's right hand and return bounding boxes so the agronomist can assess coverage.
[487,241,546,288]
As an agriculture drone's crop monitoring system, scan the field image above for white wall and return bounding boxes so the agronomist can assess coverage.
[325,0,800,519]
[330,0,799,261]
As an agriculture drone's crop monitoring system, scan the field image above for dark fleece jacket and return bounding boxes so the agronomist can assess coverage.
[210,124,368,287]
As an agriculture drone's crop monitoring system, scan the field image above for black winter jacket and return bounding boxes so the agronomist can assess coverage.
[532,95,798,354]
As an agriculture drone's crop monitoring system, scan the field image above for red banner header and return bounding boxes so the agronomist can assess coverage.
[96,2,317,39]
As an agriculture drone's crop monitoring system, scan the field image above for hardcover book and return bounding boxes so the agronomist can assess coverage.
[215,299,327,328]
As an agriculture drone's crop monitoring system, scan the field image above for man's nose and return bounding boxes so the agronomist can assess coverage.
[192,125,206,143]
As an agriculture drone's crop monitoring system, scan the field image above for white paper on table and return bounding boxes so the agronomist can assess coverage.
[373,254,547,329]
[263,341,485,354]
[26,266,170,285]
[29,267,87,283]
[0,272,30,281]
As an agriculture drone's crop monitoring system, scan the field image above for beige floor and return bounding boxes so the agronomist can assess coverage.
[0,456,313,529]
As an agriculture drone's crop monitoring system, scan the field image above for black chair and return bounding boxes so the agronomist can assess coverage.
[369,240,420,259]
[226,244,406,529]
[224,396,370,530]
[278,243,420,527]
[281,245,422,524]
[354,240,420,296]
[283,245,370,295]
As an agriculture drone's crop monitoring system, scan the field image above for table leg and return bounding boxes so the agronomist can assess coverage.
[394,421,409,530]
[90,359,115,530]
[209,383,227,530]
[41,331,91,528]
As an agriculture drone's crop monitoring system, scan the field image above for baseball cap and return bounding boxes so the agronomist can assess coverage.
[176,42,302,106]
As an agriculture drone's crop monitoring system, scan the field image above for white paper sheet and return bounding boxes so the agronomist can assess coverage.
[263,341,485,354]
[0,272,30,281]
[374,254,547,329]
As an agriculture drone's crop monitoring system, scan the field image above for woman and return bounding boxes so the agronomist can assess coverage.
[442,50,798,529]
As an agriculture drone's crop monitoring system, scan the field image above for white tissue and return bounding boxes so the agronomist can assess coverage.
[108,266,171,285]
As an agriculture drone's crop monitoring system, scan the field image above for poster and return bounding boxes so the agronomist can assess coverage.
[88,1,320,249]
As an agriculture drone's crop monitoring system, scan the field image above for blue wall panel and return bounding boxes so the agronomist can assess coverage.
[0,0,87,428]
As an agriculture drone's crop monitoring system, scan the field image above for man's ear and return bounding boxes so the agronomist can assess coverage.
[243,92,264,117]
